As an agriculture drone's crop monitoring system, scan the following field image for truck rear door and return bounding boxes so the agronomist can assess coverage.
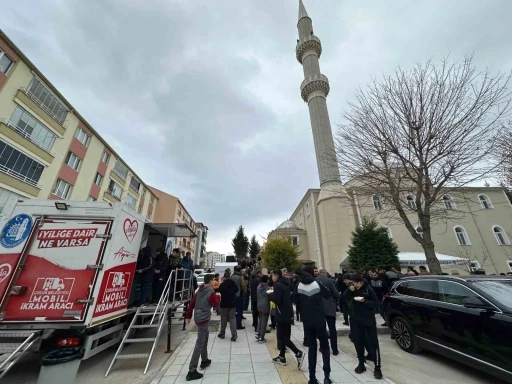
[1,218,112,322]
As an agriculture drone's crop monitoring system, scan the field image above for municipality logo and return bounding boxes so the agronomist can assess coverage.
[0,214,33,248]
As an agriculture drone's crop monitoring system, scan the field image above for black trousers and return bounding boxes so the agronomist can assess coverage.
[340,298,349,324]
[351,321,381,368]
[276,323,300,357]
[304,325,330,382]
[325,315,338,353]
[251,300,259,329]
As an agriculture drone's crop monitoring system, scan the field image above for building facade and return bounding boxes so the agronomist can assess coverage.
[194,223,208,266]
[149,186,198,256]
[270,186,512,274]
[205,252,223,270]
[0,30,157,219]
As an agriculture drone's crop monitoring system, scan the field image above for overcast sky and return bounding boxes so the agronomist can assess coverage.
[1,0,511,254]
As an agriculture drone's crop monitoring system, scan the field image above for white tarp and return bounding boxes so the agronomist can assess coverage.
[398,252,468,266]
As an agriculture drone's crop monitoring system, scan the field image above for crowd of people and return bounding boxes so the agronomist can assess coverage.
[131,246,197,307]
[182,263,405,383]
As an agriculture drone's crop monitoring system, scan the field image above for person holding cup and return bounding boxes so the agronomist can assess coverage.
[343,274,383,380]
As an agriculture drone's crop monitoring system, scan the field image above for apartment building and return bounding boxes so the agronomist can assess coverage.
[205,252,223,270]
[0,30,157,219]
[149,186,198,257]
[194,223,208,266]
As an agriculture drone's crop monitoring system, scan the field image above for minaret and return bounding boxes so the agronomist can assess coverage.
[295,1,355,273]
[296,0,341,189]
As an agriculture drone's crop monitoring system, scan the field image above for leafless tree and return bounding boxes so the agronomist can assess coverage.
[334,56,511,274]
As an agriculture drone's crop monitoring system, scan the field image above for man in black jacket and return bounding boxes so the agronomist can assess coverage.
[134,246,153,307]
[217,272,239,341]
[297,266,332,384]
[250,269,262,332]
[344,274,383,380]
[153,247,169,302]
[316,268,340,356]
[336,273,350,325]
[268,269,304,369]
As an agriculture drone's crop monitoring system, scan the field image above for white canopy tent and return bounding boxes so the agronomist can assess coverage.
[398,252,468,266]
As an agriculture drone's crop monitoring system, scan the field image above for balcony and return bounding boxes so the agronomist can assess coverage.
[110,169,125,186]
[16,90,66,136]
[0,163,41,197]
[0,120,55,163]
[104,189,121,202]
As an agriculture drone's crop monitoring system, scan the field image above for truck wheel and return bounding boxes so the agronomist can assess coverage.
[391,316,422,354]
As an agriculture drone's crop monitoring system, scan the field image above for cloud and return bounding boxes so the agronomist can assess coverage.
[2,0,511,254]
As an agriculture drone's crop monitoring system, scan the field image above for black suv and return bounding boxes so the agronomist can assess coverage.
[385,276,512,382]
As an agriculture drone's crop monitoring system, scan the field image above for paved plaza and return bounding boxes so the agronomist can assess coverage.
[152,319,394,384]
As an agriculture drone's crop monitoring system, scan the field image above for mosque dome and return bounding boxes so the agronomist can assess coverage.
[277,220,300,230]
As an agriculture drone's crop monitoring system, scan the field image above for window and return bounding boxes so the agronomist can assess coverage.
[108,180,123,200]
[146,210,152,221]
[291,236,299,246]
[443,195,455,209]
[138,204,143,214]
[0,50,13,74]
[125,194,137,210]
[129,176,141,193]
[470,280,512,311]
[385,226,393,239]
[27,77,68,124]
[53,179,71,199]
[65,152,81,171]
[406,195,416,210]
[87,196,96,202]
[0,140,44,186]
[493,226,511,245]
[395,282,408,295]
[0,188,23,214]
[94,173,103,186]
[306,202,310,217]
[113,160,129,180]
[101,151,110,164]
[373,195,383,210]
[406,280,439,301]
[454,226,470,245]
[299,211,303,224]
[477,194,493,209]
[469,261,481,272]
[438,281,479,306]
[8,106,57,152]
[75,127,90,146]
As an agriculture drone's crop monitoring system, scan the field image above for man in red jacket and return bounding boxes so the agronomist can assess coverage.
[185,274,220,381]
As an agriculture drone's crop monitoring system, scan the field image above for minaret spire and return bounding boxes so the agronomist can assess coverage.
[298,0,309,21]
[296,1,341,188]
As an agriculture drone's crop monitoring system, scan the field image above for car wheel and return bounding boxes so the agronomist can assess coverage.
[391,316,422,354]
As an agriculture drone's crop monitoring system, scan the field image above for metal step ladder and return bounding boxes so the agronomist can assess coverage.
[105,273,174,377]
[0,330,42,379]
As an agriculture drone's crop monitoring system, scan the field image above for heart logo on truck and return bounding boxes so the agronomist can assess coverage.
[123,219,138,243]
[0,263,12,283]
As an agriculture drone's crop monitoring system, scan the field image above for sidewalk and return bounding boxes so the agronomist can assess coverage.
[153,318,394,384]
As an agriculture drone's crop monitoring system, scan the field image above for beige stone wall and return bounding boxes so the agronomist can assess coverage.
[283,186,512,274]
[353,187,512,274]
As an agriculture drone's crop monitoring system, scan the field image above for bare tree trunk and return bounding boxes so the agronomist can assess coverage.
[422,232,442,274]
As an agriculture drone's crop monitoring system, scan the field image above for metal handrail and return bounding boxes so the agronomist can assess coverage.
[20,87,68,126]
[4,120,56,155]
[0,164,42,188]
